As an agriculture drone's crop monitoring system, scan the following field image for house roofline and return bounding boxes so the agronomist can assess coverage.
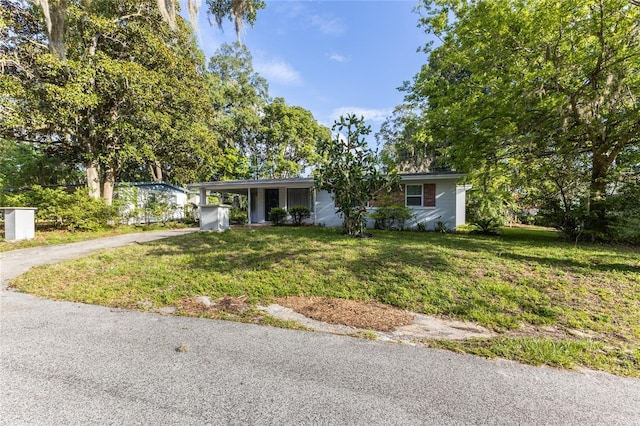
[188,172,466,191]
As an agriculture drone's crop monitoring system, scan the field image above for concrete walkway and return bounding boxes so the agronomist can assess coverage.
[1,230,639,425]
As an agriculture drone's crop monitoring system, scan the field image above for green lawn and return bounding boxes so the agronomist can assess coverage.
[9,226,640,377]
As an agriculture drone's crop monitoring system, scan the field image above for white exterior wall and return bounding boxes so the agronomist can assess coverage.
[314,179,463,231]
[401,179,458,230]
[250,186,317,224]
[455,185,468,227]
[314,190,343,227]
[116,185,193,224]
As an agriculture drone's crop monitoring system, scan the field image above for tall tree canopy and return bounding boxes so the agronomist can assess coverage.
[208,44,328,179]
[404,0,640,238]
[207,41,268,178]
[30,0,265,60]
[258,97,330,179]
[1,0,230,204]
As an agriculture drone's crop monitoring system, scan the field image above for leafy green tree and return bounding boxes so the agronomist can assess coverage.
[315,114,397,236]
[406,0,640,239]
[208,42,269,178]
[258,98,330,178]
[0,139,83,188]
[1,1,229,204]
[376,105,445,173]
[30,0,265,60]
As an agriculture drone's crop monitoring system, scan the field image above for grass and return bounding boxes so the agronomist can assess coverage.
[9,226,640,377]
[0,222,192,252]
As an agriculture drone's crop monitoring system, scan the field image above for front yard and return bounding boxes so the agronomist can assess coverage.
[9,226,640,377]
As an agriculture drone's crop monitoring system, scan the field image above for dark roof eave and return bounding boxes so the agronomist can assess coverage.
[188,172,465,191]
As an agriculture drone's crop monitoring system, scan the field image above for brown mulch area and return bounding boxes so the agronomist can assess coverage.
[177,295,414,332]
[276,296,414,332]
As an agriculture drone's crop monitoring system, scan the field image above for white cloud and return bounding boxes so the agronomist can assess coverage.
[309,14,345,35]
[255,59,303,86]
[327,52,348,63]
[330,107,392,124]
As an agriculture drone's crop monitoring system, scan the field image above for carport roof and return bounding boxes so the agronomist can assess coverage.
[188,178,314,192]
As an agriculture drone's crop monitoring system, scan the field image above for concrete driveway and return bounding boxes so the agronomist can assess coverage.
[1,230,639,425]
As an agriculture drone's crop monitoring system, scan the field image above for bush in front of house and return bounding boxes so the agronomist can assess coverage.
[269,207,288,225]
[2,185,118,231]
[229,208,248,225]
[289,206,311,226]
[369,204,413,230]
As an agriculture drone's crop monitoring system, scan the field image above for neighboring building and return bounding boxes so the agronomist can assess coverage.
[188,172,470,231]
[115,182,199,224]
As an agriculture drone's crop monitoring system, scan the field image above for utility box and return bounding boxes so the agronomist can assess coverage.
[1,207,38,241]
[199,205,230,232]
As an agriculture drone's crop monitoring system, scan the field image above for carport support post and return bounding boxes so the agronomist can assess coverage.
[199,188,207,220]
[247,187,252,225]
[313,188,317,225]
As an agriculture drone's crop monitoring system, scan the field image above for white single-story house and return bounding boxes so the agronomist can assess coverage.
[115,182,199,223]
[189,172,470,231]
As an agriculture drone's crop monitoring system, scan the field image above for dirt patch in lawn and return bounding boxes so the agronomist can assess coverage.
[178,296,251,315]
[275,296,414,332]
[178,295,491,339]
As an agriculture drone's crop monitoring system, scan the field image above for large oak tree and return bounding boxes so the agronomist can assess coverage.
[405,0,640,237]
[1,0,228,203]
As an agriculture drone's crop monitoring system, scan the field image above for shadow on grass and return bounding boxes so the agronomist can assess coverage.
[145,226,639,277]
[140,227,637,327]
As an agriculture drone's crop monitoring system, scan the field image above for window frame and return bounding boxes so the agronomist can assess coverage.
[405,184,423,207]
[287,187,313,212]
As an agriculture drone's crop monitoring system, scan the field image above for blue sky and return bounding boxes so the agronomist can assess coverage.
[182,0,432,144]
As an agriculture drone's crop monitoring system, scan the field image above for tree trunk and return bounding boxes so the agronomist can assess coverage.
[149,161,163,182]
[86,160,100,199]
[103,165,115,206]
[586,150,613,237]
[84,34,100,198]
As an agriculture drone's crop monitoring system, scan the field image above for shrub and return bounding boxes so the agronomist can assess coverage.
[468,196,504,236]
[434,220,450,233]
[289,206,311,226]
[139,192,178,225]
[369,204,413,230]
[2,185,118,231]
[229,208,248,225]
[471,217,502,235]
[269,207,288,225]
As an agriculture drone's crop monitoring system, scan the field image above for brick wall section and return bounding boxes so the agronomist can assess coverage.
[423,183,436,207]
[369,183,436,207]
[370,186,405,207]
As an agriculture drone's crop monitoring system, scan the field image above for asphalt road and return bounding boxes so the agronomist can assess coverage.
[1,230,639,425]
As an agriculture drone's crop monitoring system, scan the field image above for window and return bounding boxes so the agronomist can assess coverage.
[287,188,313,211]
[405,185,422,206]
[405,183,436,207]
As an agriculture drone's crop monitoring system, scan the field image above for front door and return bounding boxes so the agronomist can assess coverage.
[264,189,279,221]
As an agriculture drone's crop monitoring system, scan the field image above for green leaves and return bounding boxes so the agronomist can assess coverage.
[405,0,640,238]
[315,115,397,236]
